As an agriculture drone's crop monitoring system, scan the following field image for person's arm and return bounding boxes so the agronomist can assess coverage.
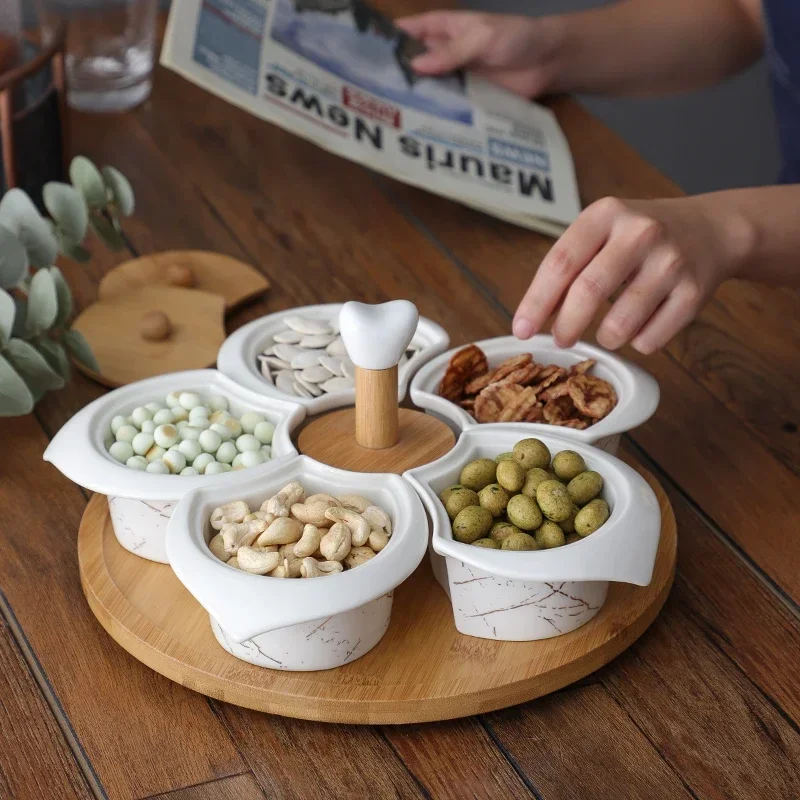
[512,185,800,355]
[551,0,764,95]
[398,0,764,99]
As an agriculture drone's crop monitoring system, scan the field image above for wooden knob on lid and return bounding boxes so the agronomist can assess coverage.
[339,300,419,450]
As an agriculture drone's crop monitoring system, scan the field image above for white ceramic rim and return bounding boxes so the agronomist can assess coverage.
[42,369,306,501]
[166,455,428,642]
[409,335,660,442]
[216,303,450,414]
[404,425,661,585]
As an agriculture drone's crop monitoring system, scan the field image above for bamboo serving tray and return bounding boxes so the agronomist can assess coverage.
[77,455,676,725]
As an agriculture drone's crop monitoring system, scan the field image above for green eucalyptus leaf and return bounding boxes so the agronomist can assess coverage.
[89,213,125,251]
[101,166,135,216]
[0,189,59,267]
[69,156,107,209]
[0,353,34,416]
[5,337,65,391]
[25,268,58,337]
[0,223,30,288]
[0,288,15,344]
[49,267,73,328]
[11,297,26,338]
[62,328,100,372]
[56,230,91,263]
[43,182,88,244]
[36,337,70,381]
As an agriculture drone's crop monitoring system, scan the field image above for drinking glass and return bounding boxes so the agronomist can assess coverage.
[37,0,157,112]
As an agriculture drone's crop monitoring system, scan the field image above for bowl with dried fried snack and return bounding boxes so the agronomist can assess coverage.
[409,335,659,454]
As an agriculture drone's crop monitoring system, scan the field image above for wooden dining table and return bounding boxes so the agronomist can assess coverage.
[3,3,800,797]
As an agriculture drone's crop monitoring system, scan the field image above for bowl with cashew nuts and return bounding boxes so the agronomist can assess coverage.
[44,369,306,564]
[166,455,428,671]
[404,425,661,642]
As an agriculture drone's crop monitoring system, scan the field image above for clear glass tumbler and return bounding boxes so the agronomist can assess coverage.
[37,0,157,113]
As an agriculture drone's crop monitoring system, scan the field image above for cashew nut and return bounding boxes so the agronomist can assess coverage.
[278,542,296,558]
[210,500,249,530]
[271,556,302,578]
[324,507,370,547]
[255,516,303,546]
[206,484,385,579]
[290,501,334,527]
[222,518,268,553]
[368,527,389,552]
[208,533,230,562]
[237,547,282,575]
[306,493,341,507]
[320,522,351,561]
[300,557,321,578]
[363,505,392,535]
[244,510,275,524]
[264,481,305,517]
[294,524,323,558]
[344,546,376,569]
[337,495,371,513]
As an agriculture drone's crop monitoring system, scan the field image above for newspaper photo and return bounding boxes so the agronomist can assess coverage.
[161,0,582,235]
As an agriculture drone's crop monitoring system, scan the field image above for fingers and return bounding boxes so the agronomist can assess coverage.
[512,199,618,340]
[395,12,456,39]
[595,244,682,350]
[630,280,702,354]
[410,26,487,74]
[551,223,662,347]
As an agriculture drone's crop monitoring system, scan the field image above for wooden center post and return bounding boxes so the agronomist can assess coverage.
[297,300,455,473]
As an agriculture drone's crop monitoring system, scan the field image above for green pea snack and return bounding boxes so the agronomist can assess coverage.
[452,506,493,543]
[478,483,511,517]
[459,458,498,492]
[441,437,611,551]
[512,438,551,470]
[552,450,586,481]
[496,460,525,493]
[443,486,480,519]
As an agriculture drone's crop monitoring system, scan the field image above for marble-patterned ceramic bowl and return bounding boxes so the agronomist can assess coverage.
[405,425,661,641]
[43,370,305,564]
[410,335,659,454]
[166,455,428,671]
[216,303,450,415]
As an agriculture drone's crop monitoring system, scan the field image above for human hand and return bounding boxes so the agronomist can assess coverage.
[395,11,564,98]
[512,195,755,354]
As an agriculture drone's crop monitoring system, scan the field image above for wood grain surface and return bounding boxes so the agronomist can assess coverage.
[298,407,455,472]
[0,5,798,795]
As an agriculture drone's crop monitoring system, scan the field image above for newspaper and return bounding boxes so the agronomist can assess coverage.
[161,0,582,235]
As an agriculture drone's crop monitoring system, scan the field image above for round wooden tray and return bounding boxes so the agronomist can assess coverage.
[78,458,676,725]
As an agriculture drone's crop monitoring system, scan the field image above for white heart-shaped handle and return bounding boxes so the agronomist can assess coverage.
[339,300,419,371]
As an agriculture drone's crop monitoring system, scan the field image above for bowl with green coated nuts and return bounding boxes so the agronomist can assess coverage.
[405,425,662,642]
[44,369,306,565]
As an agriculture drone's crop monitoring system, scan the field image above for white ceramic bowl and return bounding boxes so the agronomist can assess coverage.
[43,369,306,564]
[216,303,450,414]
[410,335,659,453]
[166,455,428,671]
[405,425,661,642]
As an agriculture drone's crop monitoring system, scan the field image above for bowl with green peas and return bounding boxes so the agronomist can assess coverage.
[44,369,305,564]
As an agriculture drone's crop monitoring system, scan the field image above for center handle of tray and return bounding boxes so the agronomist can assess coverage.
[296,300,455,473]
[339,299,418,450]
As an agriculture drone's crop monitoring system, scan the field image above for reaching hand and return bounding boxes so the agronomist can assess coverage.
[512,196,756,354]
[395,11,564,98]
